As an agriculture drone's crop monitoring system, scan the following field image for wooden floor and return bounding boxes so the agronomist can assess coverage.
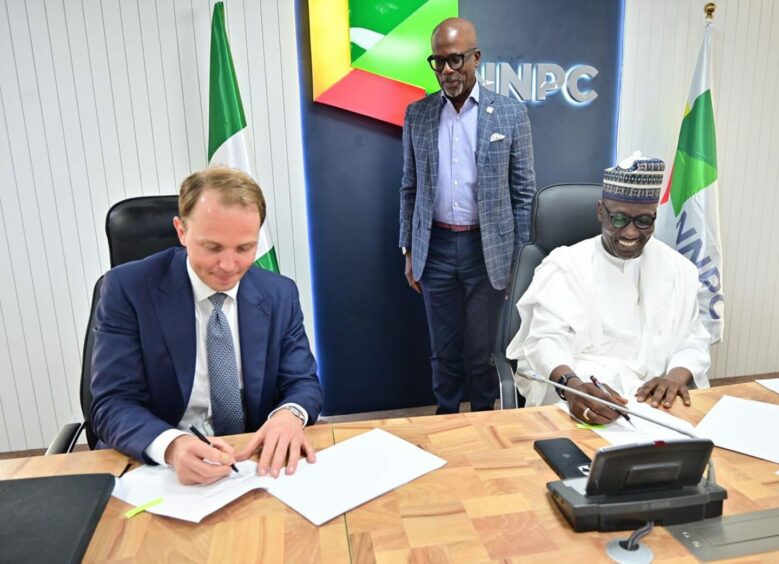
[2,372,776,461]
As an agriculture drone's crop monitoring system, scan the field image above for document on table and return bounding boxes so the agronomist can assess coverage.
[112,428,446,525]
[557,399,695,446]
[694,395,779,464]
[756,378,779,395]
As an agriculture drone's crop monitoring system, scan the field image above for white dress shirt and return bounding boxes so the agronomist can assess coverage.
[144,259,306,465]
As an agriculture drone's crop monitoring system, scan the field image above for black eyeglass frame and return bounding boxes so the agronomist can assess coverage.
[427,48,479,72]
[601,202,657,230]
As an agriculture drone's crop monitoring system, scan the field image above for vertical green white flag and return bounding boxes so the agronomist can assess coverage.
[209,1,279,272]
[656,21,723,343]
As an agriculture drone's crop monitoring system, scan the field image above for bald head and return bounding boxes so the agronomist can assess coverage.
[429,18,480,109]
[431,17,478,49]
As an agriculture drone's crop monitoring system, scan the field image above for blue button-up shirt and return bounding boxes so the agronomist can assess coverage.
[433,80,480,225]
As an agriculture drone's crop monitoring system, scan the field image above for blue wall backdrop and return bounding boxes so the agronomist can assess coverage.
[296,0,624,415]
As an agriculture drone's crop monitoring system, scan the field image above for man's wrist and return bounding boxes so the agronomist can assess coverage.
[269,403,308,427]
[665,367,693,385]
[147,428,188,466]
[553,372,582,401]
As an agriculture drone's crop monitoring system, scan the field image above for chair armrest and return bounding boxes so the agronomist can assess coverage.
[493,353,519,410]
[45,422,85,455]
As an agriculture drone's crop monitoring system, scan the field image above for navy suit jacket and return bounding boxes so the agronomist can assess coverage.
[90,247,322,462]
[399,87,536,290]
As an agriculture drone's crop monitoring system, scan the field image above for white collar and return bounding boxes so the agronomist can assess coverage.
[440,79,481,105]
[186,257,240,304]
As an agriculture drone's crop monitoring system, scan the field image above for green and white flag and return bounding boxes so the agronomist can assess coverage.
[209,1,279,272]
[656,21,723,343]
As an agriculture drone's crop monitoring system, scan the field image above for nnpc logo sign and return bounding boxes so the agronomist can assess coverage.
[309,0,599,126]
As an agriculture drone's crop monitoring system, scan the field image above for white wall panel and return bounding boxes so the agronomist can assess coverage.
[0,0,313,451]
[618,0,779,380]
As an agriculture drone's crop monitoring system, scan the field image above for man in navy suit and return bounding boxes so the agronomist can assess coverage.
[91,167,322,484]
[399,18,536,413]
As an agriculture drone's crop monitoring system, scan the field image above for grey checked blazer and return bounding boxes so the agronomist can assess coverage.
[399,87,536,290]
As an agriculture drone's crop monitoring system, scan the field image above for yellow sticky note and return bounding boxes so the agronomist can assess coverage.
[576,423,606,430]
[125,497,164,518]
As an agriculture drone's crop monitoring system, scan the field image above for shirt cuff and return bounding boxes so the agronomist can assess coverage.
[267,402,309,426]
[144,429,188,466]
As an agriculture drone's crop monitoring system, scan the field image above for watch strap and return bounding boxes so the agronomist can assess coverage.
[554,372,579,401]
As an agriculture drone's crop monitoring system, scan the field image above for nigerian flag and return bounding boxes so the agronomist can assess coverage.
[209,1,279,272]
[656,21,723,343]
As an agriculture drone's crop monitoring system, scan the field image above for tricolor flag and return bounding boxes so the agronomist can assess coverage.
[209,1,279,272]
[656,21,723,344]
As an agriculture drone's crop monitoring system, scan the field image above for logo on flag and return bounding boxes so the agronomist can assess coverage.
[656,21,723,343]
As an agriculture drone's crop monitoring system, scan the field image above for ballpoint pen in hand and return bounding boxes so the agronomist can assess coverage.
[589,376,636,428]
[188,425,239,473]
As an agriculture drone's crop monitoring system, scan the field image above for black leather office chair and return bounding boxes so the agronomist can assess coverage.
[46,196,182,454]
[493,183,603,409]
[106,195,180,267]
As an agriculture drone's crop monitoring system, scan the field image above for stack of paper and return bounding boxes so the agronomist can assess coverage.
[113,428,446,525]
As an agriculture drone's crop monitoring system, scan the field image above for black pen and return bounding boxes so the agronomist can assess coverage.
[188,425,239,473]
[589,376,636,428]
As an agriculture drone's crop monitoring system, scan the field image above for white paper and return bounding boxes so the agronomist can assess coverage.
[756,378,779,395]
[557,399,695,446]
[112,428,446,525]
[268,428,446,525]
[694,395,779,464]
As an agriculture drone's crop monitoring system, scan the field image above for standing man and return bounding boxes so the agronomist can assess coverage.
[91,167,322,484]
[399,18,536,413]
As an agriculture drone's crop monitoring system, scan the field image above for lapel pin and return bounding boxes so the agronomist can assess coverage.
[486,106,494,114]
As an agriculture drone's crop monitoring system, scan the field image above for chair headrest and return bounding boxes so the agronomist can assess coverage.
[532,183,603,252]
[106,196,181,267]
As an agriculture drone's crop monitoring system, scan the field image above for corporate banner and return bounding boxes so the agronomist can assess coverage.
[297,0,623,414]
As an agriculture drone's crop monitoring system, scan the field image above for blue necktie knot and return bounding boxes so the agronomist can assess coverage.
[209,292,227,310]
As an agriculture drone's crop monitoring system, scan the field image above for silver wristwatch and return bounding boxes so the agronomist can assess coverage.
[281,404,307,425]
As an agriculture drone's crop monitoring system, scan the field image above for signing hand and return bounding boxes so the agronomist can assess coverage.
[164,434,236,485]
[636,368,693,409]
[404,253,422,294]
[237,409,316,478]
[567,378,627,425]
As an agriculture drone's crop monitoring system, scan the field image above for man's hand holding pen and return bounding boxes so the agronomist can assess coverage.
[165,434,237,485]
[552,366,628,425]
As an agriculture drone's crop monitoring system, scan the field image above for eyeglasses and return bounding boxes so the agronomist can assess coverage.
[602,202,656,230]
[427,48,478,72]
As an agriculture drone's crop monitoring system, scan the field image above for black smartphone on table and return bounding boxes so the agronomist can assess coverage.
[534,438,592,479]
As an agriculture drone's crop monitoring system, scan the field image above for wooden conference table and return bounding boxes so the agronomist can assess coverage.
[1,382,777,562]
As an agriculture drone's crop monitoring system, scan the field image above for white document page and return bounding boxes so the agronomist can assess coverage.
[113,428,446,525]
[756,378,779,395]
[267,427,446,525]
[557,399,695,446]
[694,395,779,464]
[112,460,271,523]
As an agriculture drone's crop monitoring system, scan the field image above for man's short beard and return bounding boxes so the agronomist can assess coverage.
[444,81,464,98]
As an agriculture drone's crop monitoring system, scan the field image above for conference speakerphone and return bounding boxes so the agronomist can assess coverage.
[546,439,728,532]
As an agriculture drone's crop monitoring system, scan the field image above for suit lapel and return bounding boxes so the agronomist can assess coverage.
[476,87,496,166]
[237,271,271,431]
[151,250,196,405]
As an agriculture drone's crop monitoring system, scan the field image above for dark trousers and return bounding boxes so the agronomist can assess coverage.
[420,227,504,414]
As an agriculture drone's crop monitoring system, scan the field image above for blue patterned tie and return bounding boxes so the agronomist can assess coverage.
[207,293,245,435]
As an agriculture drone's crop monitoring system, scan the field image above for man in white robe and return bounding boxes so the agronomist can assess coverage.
[506,154,710,424]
